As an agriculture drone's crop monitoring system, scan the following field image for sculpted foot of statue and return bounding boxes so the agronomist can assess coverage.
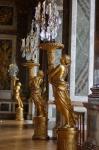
[63,112,78,128]
[37,107,47,117]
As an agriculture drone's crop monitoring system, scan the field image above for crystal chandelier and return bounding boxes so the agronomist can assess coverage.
[21,20,40,61]
[20,0,61,61]
[8,62,19,78]
[35,0,61,42]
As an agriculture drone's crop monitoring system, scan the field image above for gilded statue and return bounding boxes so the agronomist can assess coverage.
[48,55,76,127]
[15,81,23,109]
[30,70,46,117]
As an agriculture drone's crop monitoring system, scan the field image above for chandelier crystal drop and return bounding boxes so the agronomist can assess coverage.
[8,63,19,77]
[21,20,40,61]
[20,0,61,61]
[35,0,62,41]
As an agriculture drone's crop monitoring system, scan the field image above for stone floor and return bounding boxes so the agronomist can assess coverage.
[0,120,84,150]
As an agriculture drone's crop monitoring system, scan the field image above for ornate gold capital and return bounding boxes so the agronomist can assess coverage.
[39,42,64,51]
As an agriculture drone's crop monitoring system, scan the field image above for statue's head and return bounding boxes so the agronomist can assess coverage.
[17,82,21,86]
[60,55,71,65]
[38,70,44,77]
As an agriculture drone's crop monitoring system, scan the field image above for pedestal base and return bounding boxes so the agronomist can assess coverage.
[84,102,99,147]
[16,107,24,121]
[83,139,98,150]
[32,116,48,140]
[57,127,78,150]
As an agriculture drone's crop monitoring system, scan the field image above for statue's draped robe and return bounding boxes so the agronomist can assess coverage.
[30,76,46,116]
[49,64,75,126]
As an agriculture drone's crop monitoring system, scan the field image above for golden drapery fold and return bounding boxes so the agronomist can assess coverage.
[49,55,76,127]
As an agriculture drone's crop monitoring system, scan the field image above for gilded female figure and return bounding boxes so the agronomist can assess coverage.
[15,82,23,109]
[48,55,76,127]
[30,70,46,117]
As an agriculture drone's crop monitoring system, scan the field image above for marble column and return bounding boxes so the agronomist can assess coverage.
[84,87,99,148]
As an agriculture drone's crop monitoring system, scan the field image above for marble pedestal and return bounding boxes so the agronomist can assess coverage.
[84,87,99,148]
[84,102,99,147]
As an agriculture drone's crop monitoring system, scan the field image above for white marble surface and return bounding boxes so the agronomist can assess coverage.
[70,0,95,102]
[84,100,99,147]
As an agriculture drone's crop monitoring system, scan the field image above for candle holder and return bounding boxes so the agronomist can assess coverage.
[21,20,39,62]
[39,42,63,138]
[21,17,39,120]
[23,61,39,83]
[40,42,78,150]
[39,42,64,69]
[35,0,62,42]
